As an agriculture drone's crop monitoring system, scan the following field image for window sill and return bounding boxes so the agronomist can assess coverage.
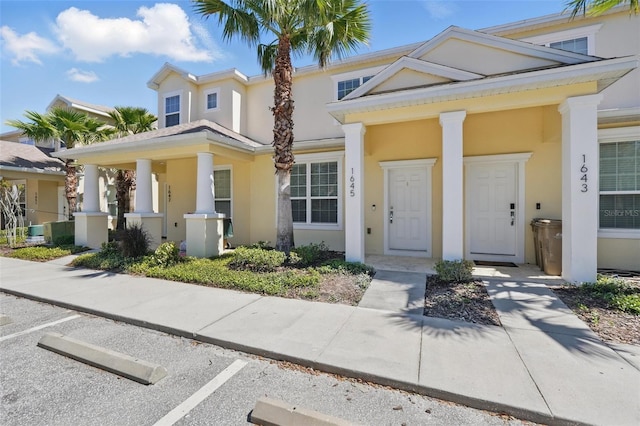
[598,229,640,239]
[293,223,343,231]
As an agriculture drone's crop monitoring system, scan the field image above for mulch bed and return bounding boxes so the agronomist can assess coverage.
[423,275,501,326]
[551,284,640,346]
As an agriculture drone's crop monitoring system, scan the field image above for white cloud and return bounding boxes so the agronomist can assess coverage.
[0,26,59,65]
[54,3,216,62]
[66,68,99,83]
[423,1,458,20]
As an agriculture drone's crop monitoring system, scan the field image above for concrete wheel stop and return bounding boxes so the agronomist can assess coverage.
[0,314,12,326]
[37,332,167,385]
[250,397,359,426]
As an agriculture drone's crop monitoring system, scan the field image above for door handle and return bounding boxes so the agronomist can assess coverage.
[510,210,515,226]
[389,207,393,224]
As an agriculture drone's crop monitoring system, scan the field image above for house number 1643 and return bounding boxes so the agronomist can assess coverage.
[580,154,588,193]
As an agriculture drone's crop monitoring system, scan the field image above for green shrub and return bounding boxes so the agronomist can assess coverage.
[315,259,375,276]
[581,275,640,315]
[291,242,330,266]
[53,234,75,246]
[118,224,151,258]
[229,246,286,272]
[150,242,181,268]
[72,251,126,270]
[249,241,273,250]
[434,259,474,283]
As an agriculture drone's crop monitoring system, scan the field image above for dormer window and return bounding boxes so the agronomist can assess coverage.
[164,93,180,127]
[204,88,221,112]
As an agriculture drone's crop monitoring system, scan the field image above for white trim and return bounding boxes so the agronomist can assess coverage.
[275,151,345,231]
[0,165,64,176]
[521,24,602,56]
[464,153,531,263]
[598,126,640,142]
[162,90,182,128]
[379,158,436,257]
[203,87,221,112]
[598,229,640,239]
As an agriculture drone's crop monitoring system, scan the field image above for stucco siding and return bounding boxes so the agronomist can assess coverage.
[598,238,640,270]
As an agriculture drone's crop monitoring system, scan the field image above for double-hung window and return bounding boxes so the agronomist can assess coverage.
[520,24,601,56]
[550,37,588,55]
[214,167,232,217]
[164,93,180,127]
[599,128,640,234]
[289,153,343,229]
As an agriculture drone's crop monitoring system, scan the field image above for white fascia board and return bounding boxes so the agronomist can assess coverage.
[147,63,197,90]
[481,5,626,36]
[246,43,422,85]
[327,56,638,122]
[197,69,249,84]
[254,137,346,154]
[0,165,65,176]
[408,26,598,65]
[343,57,484,101]
[54,131,256,161]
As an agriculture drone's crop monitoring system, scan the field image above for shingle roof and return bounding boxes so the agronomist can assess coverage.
[106,119,267,148]
[0,141,65,171]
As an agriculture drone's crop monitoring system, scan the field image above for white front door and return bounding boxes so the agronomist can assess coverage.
[466,160,519,261]
[388,167,429,252]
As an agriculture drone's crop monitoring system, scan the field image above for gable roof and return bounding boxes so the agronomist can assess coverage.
[147,63,249,90]
[0,141,65,174]
[46,94,114,118]
[342,26,605,102]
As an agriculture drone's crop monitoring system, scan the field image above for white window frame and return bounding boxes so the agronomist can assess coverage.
[204,87,221,112]
[213,165,233,218]
[162,90,182,128]
[520,24,602,56]
[331,66,386,101]
[276,151,344,231]
[598,126,640,239]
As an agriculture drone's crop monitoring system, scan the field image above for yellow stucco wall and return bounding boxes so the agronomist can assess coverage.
[598,238,640,270]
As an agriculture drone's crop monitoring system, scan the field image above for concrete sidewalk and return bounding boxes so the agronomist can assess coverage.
[1,256,639,425]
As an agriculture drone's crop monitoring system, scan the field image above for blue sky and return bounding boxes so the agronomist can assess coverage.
[0,0,570,134]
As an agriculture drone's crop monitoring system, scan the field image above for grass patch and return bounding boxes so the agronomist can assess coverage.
[9,244,88,262]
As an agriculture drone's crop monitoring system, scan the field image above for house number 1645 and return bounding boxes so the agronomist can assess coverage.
[349,168,356,197]
[580,154,588,193]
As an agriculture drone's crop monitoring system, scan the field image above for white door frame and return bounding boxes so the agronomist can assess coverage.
[464,153,531,263]
[379,158,436,257]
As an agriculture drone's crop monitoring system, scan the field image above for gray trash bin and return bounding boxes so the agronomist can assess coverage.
[533,219,562,276]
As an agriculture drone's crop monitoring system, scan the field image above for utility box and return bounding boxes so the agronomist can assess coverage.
[531,219,562,276]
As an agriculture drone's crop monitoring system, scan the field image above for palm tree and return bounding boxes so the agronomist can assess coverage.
[6,107,111,219]
[194,0,371,254]
[107,106,157,230]
[566,0,638,17]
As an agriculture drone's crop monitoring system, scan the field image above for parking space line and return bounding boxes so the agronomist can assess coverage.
[0,315,81,343]
[153,359,248,426]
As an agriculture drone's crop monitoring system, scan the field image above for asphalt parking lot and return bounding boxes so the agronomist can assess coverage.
[0,294,530,425]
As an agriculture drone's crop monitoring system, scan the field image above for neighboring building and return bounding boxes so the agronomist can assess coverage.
[56,7,639,282]
[0,141,66,227]
[1,95,124,228]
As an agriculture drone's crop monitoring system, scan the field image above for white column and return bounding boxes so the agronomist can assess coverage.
[134,159,153,213]
[343,122,366,263]
[559,94,602,283]
[195,152,215,214]
[83,164,100,212]
[439,111,466,261]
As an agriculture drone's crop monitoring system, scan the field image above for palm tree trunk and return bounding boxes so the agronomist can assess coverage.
[65,159,77,220]
[115,169,135,230]
[272,36,295,254]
